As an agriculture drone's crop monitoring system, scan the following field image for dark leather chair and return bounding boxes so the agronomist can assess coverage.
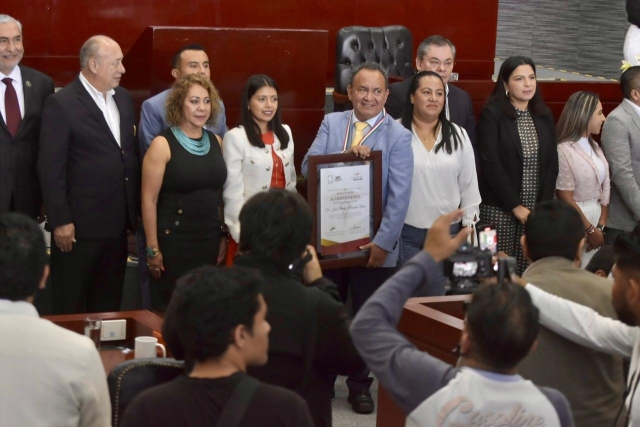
[107,358,185,426]
[333,25,413,111]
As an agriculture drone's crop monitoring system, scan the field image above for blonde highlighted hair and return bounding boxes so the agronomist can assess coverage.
[165,74,221,127]
[556,91,600,150]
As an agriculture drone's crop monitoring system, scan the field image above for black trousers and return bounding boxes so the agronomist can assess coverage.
[50,235,127,314]
[324,265,397,392]
[604,226,629,246]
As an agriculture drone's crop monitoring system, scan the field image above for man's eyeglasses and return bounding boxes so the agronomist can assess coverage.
[428,60,454,70]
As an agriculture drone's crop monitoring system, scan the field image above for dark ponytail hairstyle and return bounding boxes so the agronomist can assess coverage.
[401,70,461,154]
[241,74,290,149]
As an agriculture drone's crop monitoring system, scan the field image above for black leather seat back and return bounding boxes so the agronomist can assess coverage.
[108,358,185,426]
[335,25,413,96]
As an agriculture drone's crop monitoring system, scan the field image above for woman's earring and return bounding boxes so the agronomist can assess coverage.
[505,90,509,98]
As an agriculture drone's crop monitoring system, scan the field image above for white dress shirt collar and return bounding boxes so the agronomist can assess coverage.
[351,110,383,128]
[79,72,115,100]
[0,298,39,317]
[0,65,25,121]
[1,66,22,86]
[445,83,450,120]
[625,98,640,119]
[79,72,121,146]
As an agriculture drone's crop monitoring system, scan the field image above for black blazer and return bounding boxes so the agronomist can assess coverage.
[0,65,54,218]
[385,77,477,146]
[477,100,559,211]
[38,76,139,239]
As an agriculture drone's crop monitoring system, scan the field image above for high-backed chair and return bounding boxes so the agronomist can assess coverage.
[333,25,414,111]
[108,358,185,426]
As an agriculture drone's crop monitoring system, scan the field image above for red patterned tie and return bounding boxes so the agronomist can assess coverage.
[2,78,21,137]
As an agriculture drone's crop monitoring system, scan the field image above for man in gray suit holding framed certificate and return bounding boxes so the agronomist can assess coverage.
[601,66,640,243]
[302,62,413,414]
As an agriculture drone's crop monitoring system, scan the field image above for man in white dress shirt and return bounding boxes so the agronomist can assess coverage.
[0,212,110,427]
[38,35,139,314]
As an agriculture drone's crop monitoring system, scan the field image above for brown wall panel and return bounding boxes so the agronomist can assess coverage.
[120,27,328,169]
[16,0,499,86]
[455,80,622,123]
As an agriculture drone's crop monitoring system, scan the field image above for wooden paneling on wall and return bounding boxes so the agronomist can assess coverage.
[456,80,622,122]
[121,27,329,168]
[12,0,499,86]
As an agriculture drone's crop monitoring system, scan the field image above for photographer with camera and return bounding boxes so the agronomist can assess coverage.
[518,200,624,427]
[350,210,573,426]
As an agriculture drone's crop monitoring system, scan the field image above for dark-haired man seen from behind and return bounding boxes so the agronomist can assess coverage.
[237,189,365,427]
[518,225,640,426]
[0,15,54,219]
[585,245,615,278]
[385,35,476,148]
[0,213,110,427]
[601,66,640,244]
[351,210,573,426]
[519,200,624,427]
[121,266,314,427]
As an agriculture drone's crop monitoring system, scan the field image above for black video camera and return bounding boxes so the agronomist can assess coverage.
[443,242,518,294]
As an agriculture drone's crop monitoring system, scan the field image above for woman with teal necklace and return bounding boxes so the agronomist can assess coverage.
[142,74,227,311]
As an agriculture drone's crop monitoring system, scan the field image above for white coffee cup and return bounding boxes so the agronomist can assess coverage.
[134,336,166,359]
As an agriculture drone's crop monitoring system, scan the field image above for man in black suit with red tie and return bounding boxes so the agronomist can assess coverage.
[38,35,139,314]
[0,15,54,219]
[385,35,476,148]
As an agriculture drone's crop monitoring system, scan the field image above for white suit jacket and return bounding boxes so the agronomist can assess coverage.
[223,125,297,241]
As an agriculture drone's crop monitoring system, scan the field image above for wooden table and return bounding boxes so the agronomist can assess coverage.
[376,295,470,427]
[44,310,166,374]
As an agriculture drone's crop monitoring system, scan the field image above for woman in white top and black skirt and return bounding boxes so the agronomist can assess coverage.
[399,70,480,295]
[556,91,610,267]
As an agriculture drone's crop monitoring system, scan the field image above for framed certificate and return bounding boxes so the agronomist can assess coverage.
[306,151,383,269]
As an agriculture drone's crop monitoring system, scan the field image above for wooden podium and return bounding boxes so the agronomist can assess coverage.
[376,295,471,427]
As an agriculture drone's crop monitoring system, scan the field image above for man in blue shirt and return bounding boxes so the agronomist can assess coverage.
[139,43,226,153]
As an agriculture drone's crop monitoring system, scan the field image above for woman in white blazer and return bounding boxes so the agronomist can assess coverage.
[223,74,297,261]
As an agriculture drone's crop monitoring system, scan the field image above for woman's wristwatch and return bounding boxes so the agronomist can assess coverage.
[596,224,606,235]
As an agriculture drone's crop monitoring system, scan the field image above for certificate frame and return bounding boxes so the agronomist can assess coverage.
[307,151,383,269]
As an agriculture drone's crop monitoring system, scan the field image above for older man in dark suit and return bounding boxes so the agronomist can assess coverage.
[38,35,139,314]
[0,15,54,219]
[385,35,476,148]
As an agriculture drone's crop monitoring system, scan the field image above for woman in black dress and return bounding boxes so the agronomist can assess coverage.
[477,56,558,274]
[142,74,227,310]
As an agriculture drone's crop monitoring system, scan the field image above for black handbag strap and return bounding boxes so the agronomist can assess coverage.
[216,375,259,427]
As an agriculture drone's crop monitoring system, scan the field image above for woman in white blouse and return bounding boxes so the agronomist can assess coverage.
[399,70,481,295]
[556,91,609,267]
[222,75,297,261]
